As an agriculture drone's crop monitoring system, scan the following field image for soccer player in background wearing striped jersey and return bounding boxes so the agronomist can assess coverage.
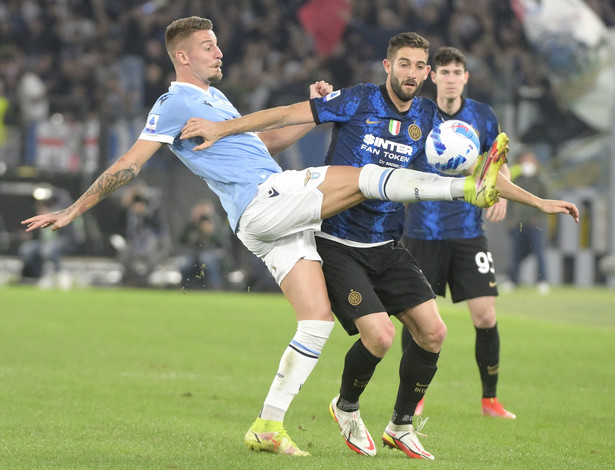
[403,46,516,419]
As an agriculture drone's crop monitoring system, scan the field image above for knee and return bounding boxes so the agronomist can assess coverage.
[473,314,496,329]
[362,320,396,357]
[430,319,447,349]
[434,320,447,346]
[470,306,497,329]
[418,319,447,353]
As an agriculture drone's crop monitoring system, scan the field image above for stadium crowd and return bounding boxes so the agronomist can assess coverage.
[1,0,612,135]
[1,0,613,288]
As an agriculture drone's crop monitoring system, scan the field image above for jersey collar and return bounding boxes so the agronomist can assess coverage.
[379,84,411,117]
[438,96,466,120]
[170,81,213,97]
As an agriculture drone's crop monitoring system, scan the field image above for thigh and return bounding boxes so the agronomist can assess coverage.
[280,258,333,322]
[316,165,364,219]
[448,237,498,302]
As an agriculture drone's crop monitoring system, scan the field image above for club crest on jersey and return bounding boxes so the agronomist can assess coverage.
[323,90,341,102]
[408,124,422,141]
[388,119,401,135]
[145,114,160,133]
[304,169,321,186]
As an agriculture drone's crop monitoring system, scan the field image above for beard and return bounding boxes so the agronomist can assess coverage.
[209,70,223,84]
[390,74,424,102]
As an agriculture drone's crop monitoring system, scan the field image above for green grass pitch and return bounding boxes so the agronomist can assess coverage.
[0,285,613,469]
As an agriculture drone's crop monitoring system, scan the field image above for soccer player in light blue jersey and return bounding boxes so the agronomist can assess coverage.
[180,32,578,460]
[21,17,503,458]
[403,47,516,419]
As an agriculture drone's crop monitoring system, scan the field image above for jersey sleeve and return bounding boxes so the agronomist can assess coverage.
[310,85,364,125]
[139,94,190,144]
[482,105,500,153]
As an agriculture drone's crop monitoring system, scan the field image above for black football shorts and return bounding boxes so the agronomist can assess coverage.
[316,236,435,336]
[402,236,498,303]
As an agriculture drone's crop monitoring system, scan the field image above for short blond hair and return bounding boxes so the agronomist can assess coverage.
[165,16,213,60]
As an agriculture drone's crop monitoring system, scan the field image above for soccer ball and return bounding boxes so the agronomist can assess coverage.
[425,120,480,175]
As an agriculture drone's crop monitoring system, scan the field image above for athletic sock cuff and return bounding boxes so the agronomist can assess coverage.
[408,337,440,364]
[292,320,334,355]
[355,338,383,366]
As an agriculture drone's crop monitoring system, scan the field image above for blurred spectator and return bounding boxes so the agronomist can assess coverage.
[179,200,233,290]
[0,0,553,129]
[0,77,9,169]
[18,189,84,288]
[17,62,48,164]
[2,0,611,146]
[506,149,553,294]
[111,184,171,286]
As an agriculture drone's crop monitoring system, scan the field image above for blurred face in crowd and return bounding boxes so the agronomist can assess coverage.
[384,47,430,105]
[174,29,223,86]
[431,61,469,100]
[518,151,539,177]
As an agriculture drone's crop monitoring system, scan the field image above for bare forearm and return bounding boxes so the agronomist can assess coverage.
[220,101,314,138]
[22,139,160,232]
[72,162,139,216]
[500,162,511,180]
[497,172,540,208]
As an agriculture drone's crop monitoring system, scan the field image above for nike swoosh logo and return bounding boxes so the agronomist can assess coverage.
[363,435,376,451]
[489,281,497,287]
[365,118,382,124]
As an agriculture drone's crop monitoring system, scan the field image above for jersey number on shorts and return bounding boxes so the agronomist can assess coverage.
[475,251,495,274]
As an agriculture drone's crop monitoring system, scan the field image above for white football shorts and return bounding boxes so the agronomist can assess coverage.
[237,166,329,284]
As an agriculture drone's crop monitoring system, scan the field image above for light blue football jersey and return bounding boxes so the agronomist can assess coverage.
[139,82,282,231]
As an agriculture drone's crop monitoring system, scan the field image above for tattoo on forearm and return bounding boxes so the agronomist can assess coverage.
[95,165,137,196]
[76,164,138,213]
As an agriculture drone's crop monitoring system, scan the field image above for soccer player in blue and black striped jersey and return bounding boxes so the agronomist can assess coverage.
[403,47,516,419]
[185,32,578,460]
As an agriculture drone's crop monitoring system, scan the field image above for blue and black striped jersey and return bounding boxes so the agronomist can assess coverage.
[404,97,500,240]
[311,83,441,243]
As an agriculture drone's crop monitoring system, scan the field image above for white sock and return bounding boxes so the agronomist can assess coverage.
[358,164,465,202]
[260,320,334,422]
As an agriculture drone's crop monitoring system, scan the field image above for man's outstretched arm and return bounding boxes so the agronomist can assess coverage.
[180,100,316,151]
[22,139,162,232]
[257,81,333,155]
[496,172,579,222]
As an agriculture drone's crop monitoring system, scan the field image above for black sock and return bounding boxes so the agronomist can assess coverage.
[475,324,500,398]
[393,334,439,425]
[338,339,381,410]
